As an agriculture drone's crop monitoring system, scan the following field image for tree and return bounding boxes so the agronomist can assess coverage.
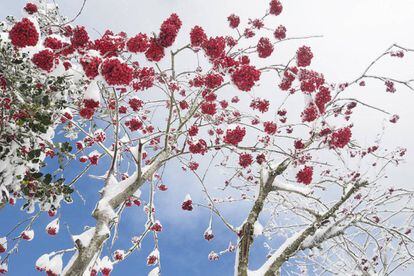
[0,0,413,275]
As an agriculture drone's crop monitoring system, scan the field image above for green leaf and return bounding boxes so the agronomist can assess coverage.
[44,174,52,185]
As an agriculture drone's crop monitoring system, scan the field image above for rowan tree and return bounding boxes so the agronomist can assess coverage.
[0,1,414,275]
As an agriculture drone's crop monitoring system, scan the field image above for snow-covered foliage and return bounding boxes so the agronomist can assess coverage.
[0,2,84,211]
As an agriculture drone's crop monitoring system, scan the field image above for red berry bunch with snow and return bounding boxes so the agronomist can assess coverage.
[181,194,193,211]
[45,218,60,236]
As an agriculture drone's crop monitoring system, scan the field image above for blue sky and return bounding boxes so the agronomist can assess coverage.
[2,0,414,275]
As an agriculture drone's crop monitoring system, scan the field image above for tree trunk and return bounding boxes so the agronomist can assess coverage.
[237,161,288,275]
[63,150,169,275]
[237,185,270,276]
